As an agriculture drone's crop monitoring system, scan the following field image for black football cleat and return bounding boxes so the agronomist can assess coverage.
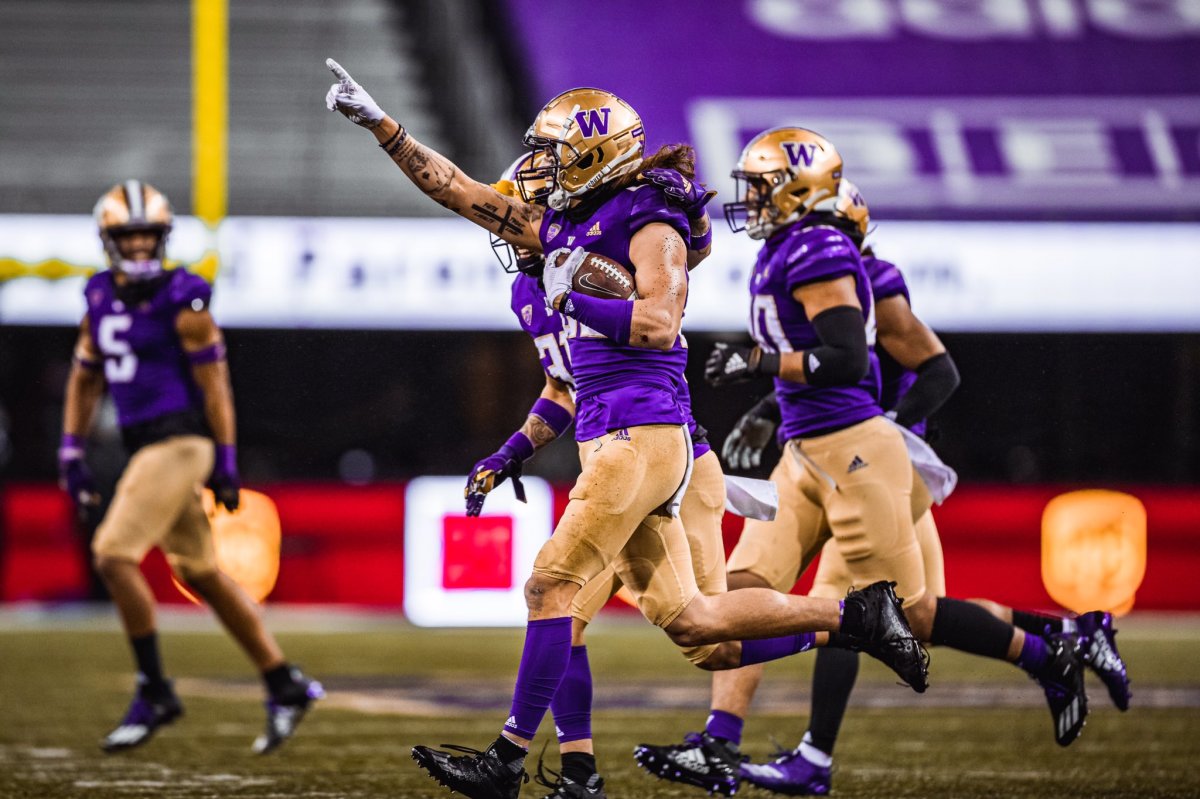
[101,677,183,752]
[412,742,529,799]
[843,581,930,693]
[533,755,607,798]
[1034,632,1089,747]
[632,731,742,796]
[1076,610,1131,711]
[253,667,325,754]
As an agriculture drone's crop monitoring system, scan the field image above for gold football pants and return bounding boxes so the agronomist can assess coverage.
[92,435,218,580]
[726,415,928,607]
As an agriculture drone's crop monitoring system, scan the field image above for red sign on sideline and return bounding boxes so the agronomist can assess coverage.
[442,515,514,590]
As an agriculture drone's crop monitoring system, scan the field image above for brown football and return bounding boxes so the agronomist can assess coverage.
[559,250,636,300]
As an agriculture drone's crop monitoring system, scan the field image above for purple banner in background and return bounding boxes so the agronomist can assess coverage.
[503,0,1200,218]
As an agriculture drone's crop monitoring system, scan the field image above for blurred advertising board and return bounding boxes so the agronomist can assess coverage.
[505,0,1200,219]
[1,214,1198,332]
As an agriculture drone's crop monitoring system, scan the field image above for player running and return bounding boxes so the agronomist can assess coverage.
[707,181,1131,796]
[632,130,1112,794]
[471,153,732,798]
[59,181,322,754]
[326,63,927,799]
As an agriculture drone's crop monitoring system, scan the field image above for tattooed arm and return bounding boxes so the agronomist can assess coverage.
[522,375,575,452]
[325,59,543,249]
[626,222,689,350]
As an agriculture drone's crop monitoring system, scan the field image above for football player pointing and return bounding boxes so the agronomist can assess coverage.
[328,64,926,799]
[61,182,322,754]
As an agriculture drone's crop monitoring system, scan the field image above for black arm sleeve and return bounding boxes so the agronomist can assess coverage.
[892,351,961,429]
[801,305,869,387]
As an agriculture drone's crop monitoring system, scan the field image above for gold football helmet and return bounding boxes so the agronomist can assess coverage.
[724,127,842,240]
[93,180,174,280]
[834,178,870,242]
[523,87,645,210]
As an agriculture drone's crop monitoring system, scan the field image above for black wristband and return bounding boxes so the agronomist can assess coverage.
[380,127,408,156]
[751,348,781,376]
[750,391,781,424]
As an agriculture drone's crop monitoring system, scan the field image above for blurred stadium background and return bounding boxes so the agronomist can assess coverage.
[1,1,1199,797]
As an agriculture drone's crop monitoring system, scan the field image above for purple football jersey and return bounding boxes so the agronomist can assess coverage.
[539,183,692,441]
[864,254,925,437]
[510,271,710,458]
[748,223,882,442]
[84,268,210,428]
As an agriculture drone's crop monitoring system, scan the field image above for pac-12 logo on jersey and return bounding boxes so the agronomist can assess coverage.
[781,141,818,168]
[522,304,533,325]
[575,108,611,137]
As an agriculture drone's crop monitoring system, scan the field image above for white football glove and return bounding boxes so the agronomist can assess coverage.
[542,246,586,310]
[324,58,385,128]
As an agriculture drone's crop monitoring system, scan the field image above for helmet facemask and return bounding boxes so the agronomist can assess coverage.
[723,127,843,240]
[94,180,174,282]
[490,153,548,276]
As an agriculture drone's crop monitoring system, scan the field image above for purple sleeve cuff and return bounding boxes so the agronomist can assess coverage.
[560,291,634,346]
[187,342,227,365]
[530,398,573,437]
[59,433,87,460]
[500,431,536,463]
[216,444,238,474]
[689,225,712,252]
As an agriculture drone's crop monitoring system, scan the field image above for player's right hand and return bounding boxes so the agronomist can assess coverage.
[722,402,778,471]
[642,167,716,220]
[465,451,525,517]
[324,58,385,129]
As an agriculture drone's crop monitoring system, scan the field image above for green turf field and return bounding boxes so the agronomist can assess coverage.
[2,609,1197,798]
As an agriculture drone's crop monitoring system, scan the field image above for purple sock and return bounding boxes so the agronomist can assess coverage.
[739,633,818,667]
[705,709,744,746]
[1015,632,1051,675]
[505,617,573,740]
[550,645,593,743]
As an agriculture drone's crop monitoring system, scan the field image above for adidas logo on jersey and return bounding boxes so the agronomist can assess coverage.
[725,352,747,373]
[586,221,602,237]
[847,455,868,473]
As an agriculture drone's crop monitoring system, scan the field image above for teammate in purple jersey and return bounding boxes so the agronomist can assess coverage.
[327,63,925,799]
[714,181,1131,795]
[59,181,322,754]
[635,128,1106,795]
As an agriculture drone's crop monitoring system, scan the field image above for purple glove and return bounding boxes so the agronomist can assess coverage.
[465,434,532,517]
[58,433,99,517]
[642,167,717,219]
[209,444,241,512]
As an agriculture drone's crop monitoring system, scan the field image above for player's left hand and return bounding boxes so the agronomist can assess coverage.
[641,168,716,219]
[542,246,587,311]
[464,451,526,517]
[209,444,241,512]
[723,404,778,470]
[325,58,385,129]
[705,342,768,386]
